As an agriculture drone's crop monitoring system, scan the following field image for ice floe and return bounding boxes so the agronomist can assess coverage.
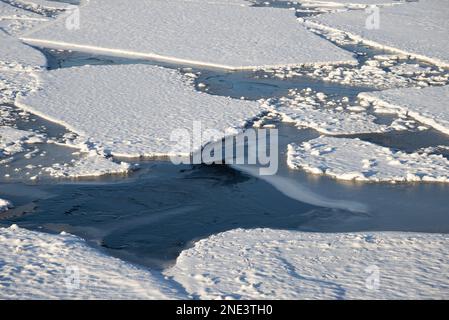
[167,228,449,299]
[269,88,389,134]
[287,136,449,183]
[278,106,387,135]
[0,125,43,157]
[17,64,267,157]
[0,31,46,67]
[267,0,403,5]
[7,0,71,11]
[0,68,40,104]
[182,0,251,5]
[0,32,44,104]
[42,152,131,178]
[21,0,356,69]
[1,19,132,179]
[308,0,401,3]
[359,85,449,136]
[266,53,449,90]
[0,1,49,35]
[0,224,182,299]
[308,0,449,67]
[0,128,130,180]
[1,0,67,16]
[3,224,448,299]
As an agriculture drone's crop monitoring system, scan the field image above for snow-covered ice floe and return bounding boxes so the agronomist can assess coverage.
[307,0,449,68]
[42,152,131,178]
[1,0,69,19]
[270,88,389,134]
[0,31,45,104]
[277,104,388,134]
[0,126,43,156]
[287,136,449,183]
[5,0,71,11]
[0,125,128,179]
[181,0,251,5]
[3,225,448,299]
[0,68,40,105]
[167,228,449,299]
[359,85,449,136]
[21,0,356,69]
[17,64,267,157]
[0,224,182,299]
[1,14,130,178]
[268,0,403,5]
[0,31,46,67]
[0,1,49,35]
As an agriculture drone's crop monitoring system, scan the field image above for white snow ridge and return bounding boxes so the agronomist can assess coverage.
[287,136,449,183]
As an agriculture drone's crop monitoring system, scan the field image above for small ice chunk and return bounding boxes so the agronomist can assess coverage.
[288,136,449,183]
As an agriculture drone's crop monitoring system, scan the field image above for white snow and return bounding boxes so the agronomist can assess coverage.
[1,0,69,17]
[0,1,57,35]
[181,0,251,5]
[273,0,403,5]
[277,103,387,135]
[3,224,448,299]
[359,85,449,136]
[7,0,70,11]
[1,0,27,16]
[42,153,131,178]
[167,228,449,299]
[0,10,46,108]
[287,136,449,183]
[17,64,267,157]
[0,224,182,299]
[0,31,46,67]
[271,89,389,134]
[307,0,449,67]
[0,68,40,104]
[1,1,41,18]
[0,126,44,156]
[0,121,128,180]
[269,53,449,90]
[313,0,400,3]
[0,30,45,105]
[0,198,12,212]
[21,0,356,69]
[0,18,132,178]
